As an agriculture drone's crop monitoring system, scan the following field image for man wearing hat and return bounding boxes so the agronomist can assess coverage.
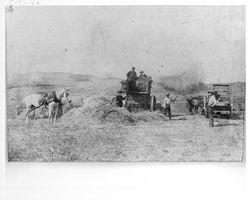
[126,67,137,92]
[163,93,177,120]
[139,70,147,78]
[207,91,220,127]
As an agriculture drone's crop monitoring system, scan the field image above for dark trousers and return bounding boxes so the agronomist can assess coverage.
[208,106,214,127]
[164,104,171,120]
[117,101,123,107]
[127,80,136,92]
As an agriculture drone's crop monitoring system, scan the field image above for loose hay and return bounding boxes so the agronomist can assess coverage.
[62,96,168,124]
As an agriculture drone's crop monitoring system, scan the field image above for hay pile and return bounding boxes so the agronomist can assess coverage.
[63,96,167,124]
[63,96,134,124]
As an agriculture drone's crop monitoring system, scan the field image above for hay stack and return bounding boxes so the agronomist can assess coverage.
[62,96,168,124]
[63,96,135,124]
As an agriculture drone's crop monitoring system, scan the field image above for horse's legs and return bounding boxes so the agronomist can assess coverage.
[48,105,52,123]
[25,105,31,123]
[53,106,59,123]
[33,109,36,120]
[192,107,196,115]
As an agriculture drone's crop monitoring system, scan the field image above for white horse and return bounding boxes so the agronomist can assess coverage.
[47,88,71,123]
[20,94,47,123]
[20,88,71,124]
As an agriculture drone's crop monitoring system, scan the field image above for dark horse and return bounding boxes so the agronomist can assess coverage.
[184,95,204,115]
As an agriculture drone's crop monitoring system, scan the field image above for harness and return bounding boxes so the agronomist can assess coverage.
[45,91,62,103]
[25,98,54,117]
[52,94,61,103]
[25,91,61,117]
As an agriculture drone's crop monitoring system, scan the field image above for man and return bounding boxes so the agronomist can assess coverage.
[163,93,177,120]
[185,96,194,114]
[139,71,147,78]
[207,91,220,127]
[126,67,137,92]
[115,92,125,107]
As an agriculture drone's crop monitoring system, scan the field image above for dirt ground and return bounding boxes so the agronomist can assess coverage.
[6,79,245,162]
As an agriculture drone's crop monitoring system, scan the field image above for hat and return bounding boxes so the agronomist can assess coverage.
[140,71,144,74]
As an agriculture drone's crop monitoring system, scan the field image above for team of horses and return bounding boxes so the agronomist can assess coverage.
[184,95,204,115]
[19,88,71,124]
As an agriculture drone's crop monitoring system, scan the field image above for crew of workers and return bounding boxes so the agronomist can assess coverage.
[115,67,220,126]
[126,67,147,92]
[115,67,148,107]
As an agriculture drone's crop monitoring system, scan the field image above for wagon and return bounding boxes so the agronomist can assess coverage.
[118,76,156,112]
[203,84,233,118]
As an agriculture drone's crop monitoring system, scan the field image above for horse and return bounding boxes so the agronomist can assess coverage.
[20,94,47,123]
[184,95,204,115]
[47,88,71,123]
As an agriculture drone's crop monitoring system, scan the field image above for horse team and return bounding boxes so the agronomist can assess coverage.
[20,88,71,124]
[184,95,204,115]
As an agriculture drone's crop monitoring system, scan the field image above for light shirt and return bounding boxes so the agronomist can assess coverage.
[164,97,171,107]
[163,96,177,107]
[208,95,217,107]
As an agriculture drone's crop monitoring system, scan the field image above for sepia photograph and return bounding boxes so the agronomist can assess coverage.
[6,6,245,162]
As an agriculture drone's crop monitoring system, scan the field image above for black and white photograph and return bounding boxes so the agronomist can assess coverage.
[6,6,245,162]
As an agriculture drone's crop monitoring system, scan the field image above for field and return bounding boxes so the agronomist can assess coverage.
[6,72,245,162]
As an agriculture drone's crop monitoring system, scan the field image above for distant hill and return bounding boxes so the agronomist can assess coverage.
[7,71,98,86]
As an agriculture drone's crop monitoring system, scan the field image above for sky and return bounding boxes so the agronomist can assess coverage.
[6,6,245,83]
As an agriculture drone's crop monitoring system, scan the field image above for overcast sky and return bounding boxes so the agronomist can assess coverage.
[6,6,245,83]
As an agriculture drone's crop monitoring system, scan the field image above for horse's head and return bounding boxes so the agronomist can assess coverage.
[184,95,193,103]
[58,88,72,104]
[192,99,199,106]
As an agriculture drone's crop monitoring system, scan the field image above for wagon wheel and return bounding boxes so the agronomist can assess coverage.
[150,96,156,111]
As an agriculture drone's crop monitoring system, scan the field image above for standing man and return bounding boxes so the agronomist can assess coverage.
[115,92,125,107]
[126,67,137,92]
[185,96,194,114]
[163,93,177,120]
[207,91,220,127]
